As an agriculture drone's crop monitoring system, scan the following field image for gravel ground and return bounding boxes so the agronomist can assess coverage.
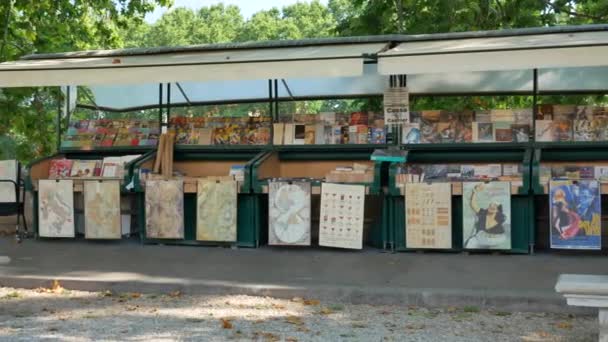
[0,286,598,341]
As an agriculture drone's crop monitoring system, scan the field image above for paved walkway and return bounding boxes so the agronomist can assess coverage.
[0,238,606,313]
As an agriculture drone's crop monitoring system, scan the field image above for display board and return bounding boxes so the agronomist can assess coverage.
[462,182,511,250]
[0,160,18,202]
[319,183,365,249]
[84,180,121,239]
[145,180,184,239]
[549,179,601,250]
[38,180,75,238]
[268,181,311,246]
[405,183,452,249]
[196,179,238,242]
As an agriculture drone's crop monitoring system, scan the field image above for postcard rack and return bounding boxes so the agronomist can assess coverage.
[26,147,151,239]
[249,145,388,249]
[131,145,267,247]
[531,143,608,252]
[386,144,534,254]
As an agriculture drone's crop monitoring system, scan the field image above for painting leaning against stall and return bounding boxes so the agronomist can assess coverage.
[38,180,75,238]
[268,181,311,246]
[463,181,511,250]
[84,180,121,239]
[549,179,601,250]
[196,179,237,242]
[145,180,184,239]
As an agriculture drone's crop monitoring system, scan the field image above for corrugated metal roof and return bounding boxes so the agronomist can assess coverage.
[21,24,608,60]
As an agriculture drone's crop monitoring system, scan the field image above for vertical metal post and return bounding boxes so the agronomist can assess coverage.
[166,83,171,124]
[158,83,164,130]
[532,68,538,136]
[268,79,274,145]
[273,79,279,122]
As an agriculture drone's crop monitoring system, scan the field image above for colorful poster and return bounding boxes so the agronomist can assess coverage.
[38,180,75,238]
[319,183,365,249]
[145,180,184,239]
[268,181,311,246]
[550,180,601,250]
[405,183,452,249]
[0,160,17,203]
[196,179,237,242]
[462,182,511,250]
[84,180,121,239]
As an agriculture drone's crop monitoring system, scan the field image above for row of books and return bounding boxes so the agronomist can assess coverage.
[402,109,532,144]
[63,119,161,148]
[277,112,384,127]
[540,164,608,184]
[48,155,141,179]
[324,163,374,183]
[273,123,386,145]
[170,116,271,145]
[396,163,523,183]
[536,105,608,120]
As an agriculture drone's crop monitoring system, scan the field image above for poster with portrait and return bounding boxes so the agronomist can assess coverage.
[462,182,511,250]
[405,183,452,249]
[268,181,311,246]
[549,180,601,250]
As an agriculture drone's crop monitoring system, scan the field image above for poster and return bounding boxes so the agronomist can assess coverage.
[462,182,511,250]
[196,179,237,242]
[319,183,365,249]
[549,180,601,250]
[84,180,121,239]
[145,180,184,239]
[268,181,311,246]
[38,180,75,238]
[405,183,452,249]
[0,160,17,203]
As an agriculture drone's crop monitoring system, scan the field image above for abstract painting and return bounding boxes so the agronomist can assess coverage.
[84,180,121,239]
[405,183,452,249]
[197,179,237,242]
[268,181,311,246]
[462,182,511,250]
[145,180,184,239]
[319,183,365,249]
[550,180,601,250]
[0,160,17,203]
[38,180,75,238]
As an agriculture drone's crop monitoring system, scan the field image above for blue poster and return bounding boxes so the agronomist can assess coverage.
[550,180,601,250]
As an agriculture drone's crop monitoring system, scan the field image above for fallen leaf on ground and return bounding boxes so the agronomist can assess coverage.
[522,331,553,341]
[446,306,457,313]
[296,326,310,333]
[379,310,391,315]
[285,316,304,326]
[352,322,367,328]
[319,307,334,315]
[291,297,304,303]
[303,299,320,306]
[286,337,298,342]
[168,290,182,298]
[253,331,280,342]
[221,318,233,329]
[126,306,138,311]
[405,324,426,330]
[100,290,113,297]
[556,322,572,329]
[271,303,286,310]
[130,292,141,299]
[253,319,266,324]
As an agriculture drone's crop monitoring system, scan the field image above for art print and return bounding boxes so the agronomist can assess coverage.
[550,180,601,250]
[268,181,311,246]
[463,182,511,250]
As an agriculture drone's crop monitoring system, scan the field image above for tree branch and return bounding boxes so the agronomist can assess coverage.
[544,0,608,21]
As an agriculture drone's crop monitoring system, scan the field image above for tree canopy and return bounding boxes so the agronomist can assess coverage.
[1,0,607,161]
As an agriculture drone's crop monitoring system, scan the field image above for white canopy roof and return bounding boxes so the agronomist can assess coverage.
[378,30,608,75]
[0,43,386,87]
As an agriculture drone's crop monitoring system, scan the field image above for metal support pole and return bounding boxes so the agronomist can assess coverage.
[166,83,171,124]
[158,83,164,130]
[273,79,279,122]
